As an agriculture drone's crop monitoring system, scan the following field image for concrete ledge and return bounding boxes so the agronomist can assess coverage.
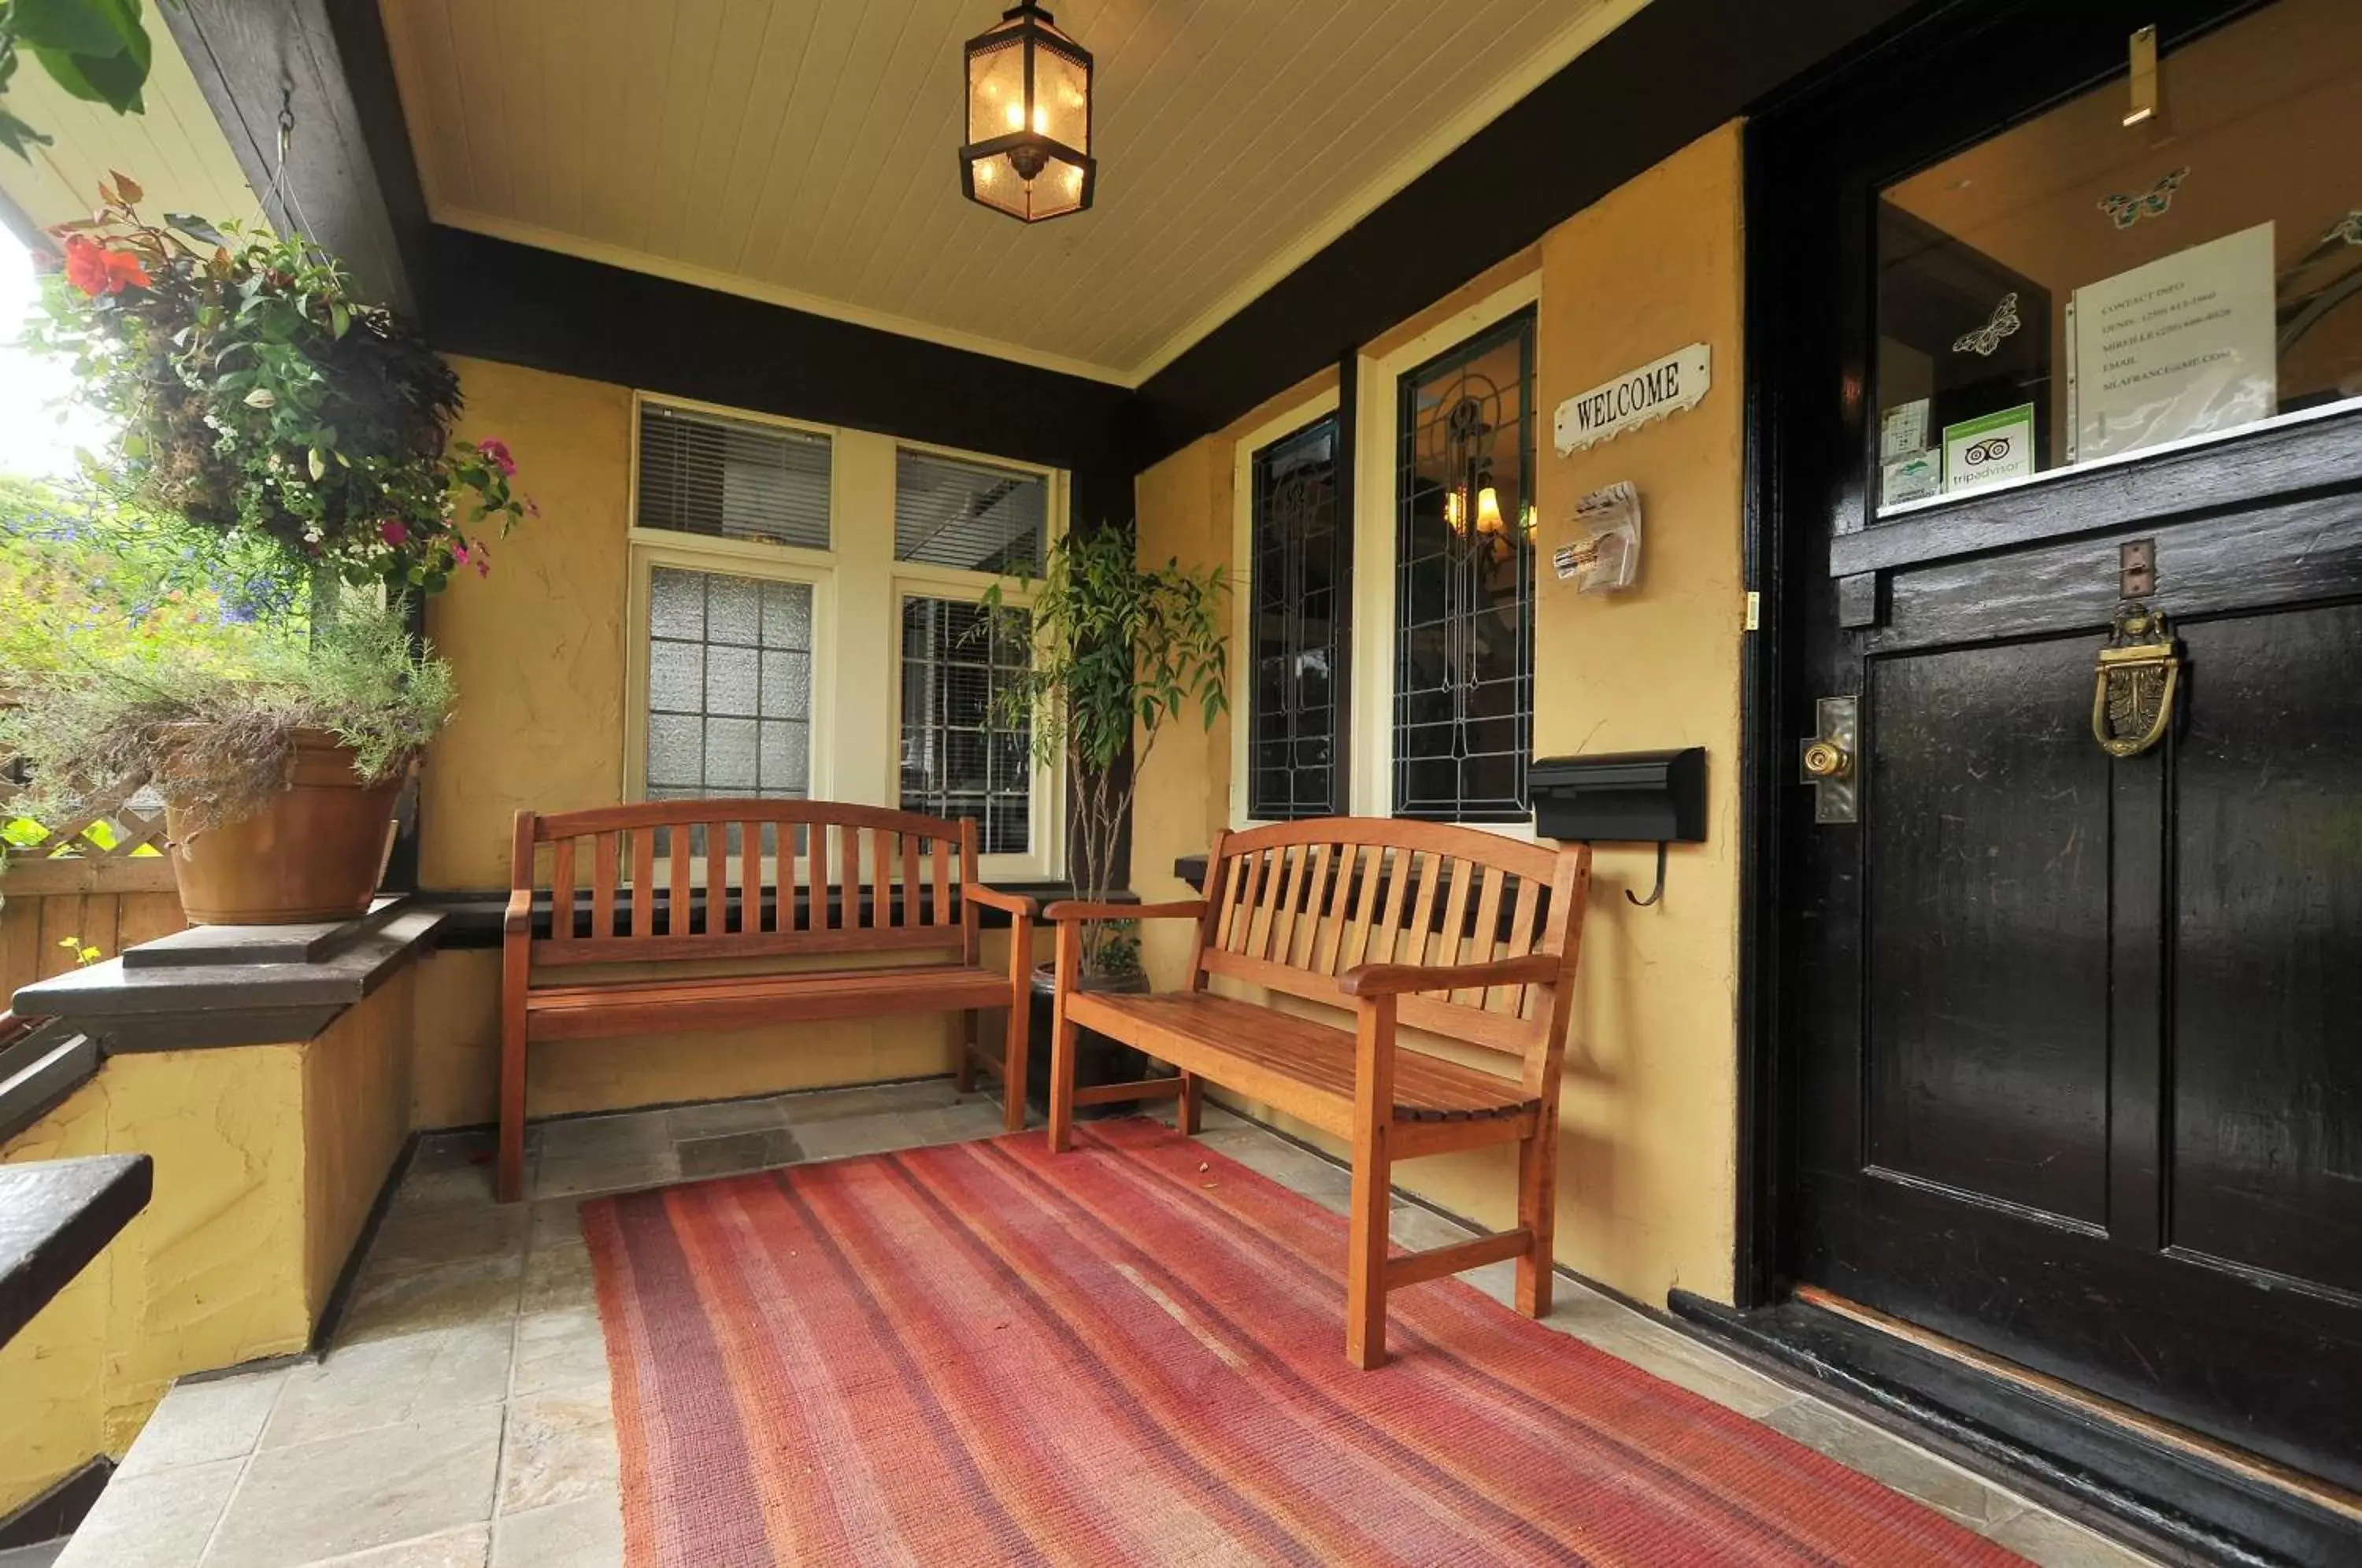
[12,908,445,1054]
[0,1156,152,1351]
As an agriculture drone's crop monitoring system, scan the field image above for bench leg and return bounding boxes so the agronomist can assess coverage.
[1516,1122,1556,1319]
[1178,1071,1202,1136]
[498,1008,528,1205]
[1344,1137,1392,1370]
[955,1008,978,1094]
[1046,1001,1079,1154]
[1000,996,1030,1134]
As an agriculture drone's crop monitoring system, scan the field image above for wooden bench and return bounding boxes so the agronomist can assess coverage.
[501,800,1036,1202]
[1044,819,1590,1369]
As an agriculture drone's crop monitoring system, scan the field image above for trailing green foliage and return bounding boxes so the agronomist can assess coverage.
[0,590,454,850]
[0,0,154,158]
[983,522,1227,977]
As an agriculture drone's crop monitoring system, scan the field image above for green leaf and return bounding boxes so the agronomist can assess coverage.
[28,34,151,115]
[13,0,144,59]
[0,109,54,159]
[167,213,229,248]
[307,447,328,481]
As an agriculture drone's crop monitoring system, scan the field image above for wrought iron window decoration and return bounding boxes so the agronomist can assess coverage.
[959,2,1096,224]
[1248,417,1344,821]
[1394,313,1537,823]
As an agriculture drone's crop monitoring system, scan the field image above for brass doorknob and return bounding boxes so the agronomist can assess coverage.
[1801,740,1850,779]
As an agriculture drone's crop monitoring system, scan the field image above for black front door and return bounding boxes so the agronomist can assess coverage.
[1755,0,2362,1491]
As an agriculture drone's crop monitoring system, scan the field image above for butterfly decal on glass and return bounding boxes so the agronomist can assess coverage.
[2327,211,2362,249]
[2099,167,2188,229]
[1953,291,2021,357]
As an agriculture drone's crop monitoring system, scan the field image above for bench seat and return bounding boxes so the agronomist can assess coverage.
[1046,819,1591,1368]
[1064,991,1538,1130]
[525,964,1015,1042]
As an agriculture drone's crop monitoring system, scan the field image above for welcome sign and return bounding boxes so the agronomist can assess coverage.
[1553,343,1712,453]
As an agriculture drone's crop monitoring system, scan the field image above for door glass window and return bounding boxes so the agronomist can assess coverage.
[1393,312,1535,823]
[1874,0,2362,515]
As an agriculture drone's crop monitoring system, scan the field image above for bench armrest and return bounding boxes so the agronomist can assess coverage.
[1042,899,1205,923]
[1338,952,1561,999]
[962,884,1038,919]
[502,889,535,937]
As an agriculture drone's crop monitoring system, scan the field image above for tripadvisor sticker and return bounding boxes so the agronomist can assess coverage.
[1942,404,2035,495]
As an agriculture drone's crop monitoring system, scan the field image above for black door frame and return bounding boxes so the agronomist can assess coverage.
[1733,0,2290,1311]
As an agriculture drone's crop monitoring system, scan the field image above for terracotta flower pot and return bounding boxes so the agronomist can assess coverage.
[164,729,407,925]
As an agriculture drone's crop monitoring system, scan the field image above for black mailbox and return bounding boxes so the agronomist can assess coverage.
[1528,748,1706,845]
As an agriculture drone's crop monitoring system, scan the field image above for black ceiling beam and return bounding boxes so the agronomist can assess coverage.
[1127,0,1927,469]
[161,0,433,317]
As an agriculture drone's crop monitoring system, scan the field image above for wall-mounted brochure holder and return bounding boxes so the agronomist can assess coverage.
[1553,482,1642,594]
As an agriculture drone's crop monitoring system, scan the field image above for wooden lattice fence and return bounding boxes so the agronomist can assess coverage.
[1,742,184,1006]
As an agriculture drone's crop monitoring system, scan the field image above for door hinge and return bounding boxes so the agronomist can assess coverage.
[1744,590,1760,632]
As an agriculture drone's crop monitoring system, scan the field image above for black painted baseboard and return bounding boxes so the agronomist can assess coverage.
[1669,1292,2361,1568]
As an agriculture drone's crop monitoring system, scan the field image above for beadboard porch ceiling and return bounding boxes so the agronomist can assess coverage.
[376,0,1649,385]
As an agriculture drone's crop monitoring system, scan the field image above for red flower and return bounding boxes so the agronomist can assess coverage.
[61,236,147,296]
[476,438,516,478]
[450,540,468,565]
[379,520,409,546]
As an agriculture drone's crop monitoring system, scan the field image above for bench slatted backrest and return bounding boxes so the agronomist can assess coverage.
[511,800,981,969]
[1193,820,1590,1093]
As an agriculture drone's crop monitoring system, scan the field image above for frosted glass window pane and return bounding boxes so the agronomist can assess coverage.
[642,565,815,801]
[705,646,759,717]
[648,641,703,712]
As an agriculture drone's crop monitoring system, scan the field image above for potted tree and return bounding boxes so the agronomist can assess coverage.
[0,595,455,923]
[2,177,529,922]
[984,523,1227,1108]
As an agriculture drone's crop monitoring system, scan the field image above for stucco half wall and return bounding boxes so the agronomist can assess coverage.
[1131,123,1747,1311]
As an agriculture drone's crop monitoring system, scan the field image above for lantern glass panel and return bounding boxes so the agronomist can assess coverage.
[968,150,1030,219]
[967,32,1026,142]
[1033,45,1089,150]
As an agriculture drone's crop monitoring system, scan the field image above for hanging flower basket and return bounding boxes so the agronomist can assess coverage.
[28,175,533,595]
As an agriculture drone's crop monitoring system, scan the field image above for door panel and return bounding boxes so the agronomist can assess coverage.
[1866,641,2112,1224]
[2171,606,2362,1296]
[1755,0,2362,1496]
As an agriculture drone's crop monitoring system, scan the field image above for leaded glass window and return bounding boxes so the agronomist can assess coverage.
[1248,416,1343,820]
[899,597,1033,853]
[645,566,813,799]
[1394,312,1535,823]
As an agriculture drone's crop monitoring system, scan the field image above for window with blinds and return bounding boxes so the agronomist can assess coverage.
[637,402,832,549]
[894,449,1046,574]
[898,597,1033,853]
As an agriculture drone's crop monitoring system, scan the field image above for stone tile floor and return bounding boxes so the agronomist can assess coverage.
[50,1078,2160,1567]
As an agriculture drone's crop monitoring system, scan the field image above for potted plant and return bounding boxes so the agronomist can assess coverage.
[0,593,456,923]
[2,178,528,923]
[983,522,1227,1108]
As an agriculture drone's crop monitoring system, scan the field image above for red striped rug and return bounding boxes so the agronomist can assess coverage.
[583,1119,2027,1566]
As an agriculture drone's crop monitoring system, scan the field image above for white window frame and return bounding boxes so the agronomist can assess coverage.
[624,392,1066,883]
[1347,271,1545,838]
[1227,388,1343,831]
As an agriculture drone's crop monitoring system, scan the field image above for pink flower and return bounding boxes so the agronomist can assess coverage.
[450,540,469,564]
[379,520,409,545]
[477,438,516,477]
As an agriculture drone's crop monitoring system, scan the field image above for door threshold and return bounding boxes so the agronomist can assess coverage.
[1670,1290,2362,1568]
[1794,1287,2362,1531]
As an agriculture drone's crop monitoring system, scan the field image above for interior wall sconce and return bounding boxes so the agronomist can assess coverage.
[959,2,1097,224]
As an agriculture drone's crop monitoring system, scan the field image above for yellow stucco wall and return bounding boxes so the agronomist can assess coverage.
[0,977,417,1514]
[410,356,1020,1127]
[1131,124,1749,1311]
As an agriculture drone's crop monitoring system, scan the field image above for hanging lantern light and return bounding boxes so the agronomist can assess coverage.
[959,2,1096,224]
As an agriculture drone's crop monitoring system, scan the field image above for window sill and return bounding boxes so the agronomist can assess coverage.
[417,882,1114,949]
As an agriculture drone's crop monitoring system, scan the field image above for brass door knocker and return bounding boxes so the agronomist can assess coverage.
[2092,605,2181,758]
